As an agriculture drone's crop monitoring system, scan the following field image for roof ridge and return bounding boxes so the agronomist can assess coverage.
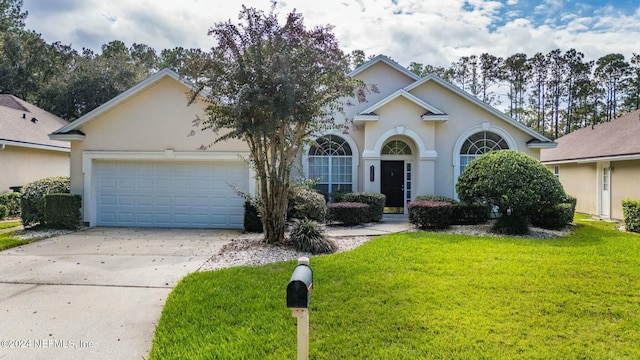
[0,94,30,113]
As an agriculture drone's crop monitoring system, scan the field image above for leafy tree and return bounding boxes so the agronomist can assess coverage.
[478,53,503,106]
[0,29,53,100]
[528,52,547,134]
[350,49,367,70]
[546,49,566,138]
[563,49,591,134]
[595,53,630,121]
[452,55,479,96]
[623,53,640,111]
[408,61,453,80]
[502,53,530,122]
[0,0,26,33]
[456,150,566,235]
[158,46,210,82]
[193,6,369,244]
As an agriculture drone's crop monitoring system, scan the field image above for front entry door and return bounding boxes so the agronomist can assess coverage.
[381,160,404,214]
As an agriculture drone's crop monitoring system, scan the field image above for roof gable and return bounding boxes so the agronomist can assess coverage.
[51,69,198,137]
[405,74,554,145]
[0,94,70,151]
[541,109,640,163]
[348,54,420,82]
[354,89,450,123]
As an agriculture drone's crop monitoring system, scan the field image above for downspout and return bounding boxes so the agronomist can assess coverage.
[0,143,5,150]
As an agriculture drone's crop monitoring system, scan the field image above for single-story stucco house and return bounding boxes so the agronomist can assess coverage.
[541,109,640,220]
[0,95,70,193]
[50,55,556,229]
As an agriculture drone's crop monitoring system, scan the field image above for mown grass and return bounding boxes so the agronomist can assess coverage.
[149,215,640,359]
[0,221,28,251]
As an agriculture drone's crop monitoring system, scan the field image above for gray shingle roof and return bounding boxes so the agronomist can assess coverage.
[0,95,70,150]
[541,109,640,162]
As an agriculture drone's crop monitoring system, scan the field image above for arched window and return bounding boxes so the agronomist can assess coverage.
[308,135,352,197]
[459,131,508,174]
[382,140,412,155]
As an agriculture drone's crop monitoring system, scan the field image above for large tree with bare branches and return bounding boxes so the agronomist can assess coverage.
[192,6,368,244]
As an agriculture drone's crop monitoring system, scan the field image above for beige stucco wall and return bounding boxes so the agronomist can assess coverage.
[553,163,597,216]
[0,145,69,193]
[346,61,417,120]
[346,78,541,200]
[611,160,640,220]
[552,160,640,220]
[68,76,250,197]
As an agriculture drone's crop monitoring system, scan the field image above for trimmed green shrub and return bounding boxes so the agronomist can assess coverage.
[530,195,577,229]
[0,204,8,220]
[414,195,458,204]
[244,201,263,233]
[327,202,369,226]
[451,202,491,225]
[456,150,566,235]
[21,176,71,226]
[329,190,350,203]
[530,203,575,230]
[340,192,385,222]
[288,219,336,254]
[44,194,82,229]
[622,199,640,233]
[288,186,327,222]
[0,192,21,217]
[408,200,453,230]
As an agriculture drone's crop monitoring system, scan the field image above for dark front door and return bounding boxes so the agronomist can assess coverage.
[381,160,404,214]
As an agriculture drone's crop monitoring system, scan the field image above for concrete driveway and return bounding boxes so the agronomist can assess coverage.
[0,227,236,360]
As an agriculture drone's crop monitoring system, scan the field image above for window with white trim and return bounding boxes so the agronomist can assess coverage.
[554,166,560,178]
[459,131,508,174]
[308,135,353,198]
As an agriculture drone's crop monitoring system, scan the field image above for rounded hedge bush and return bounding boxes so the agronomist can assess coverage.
[0,204,8,220]
[0,192,21,217]
[21,176,71,226]
[288,186,327,222]
[288,219,336,254]
[327,202,369,225]
[408,200,453,229]
[456,150,566,235]
[414,195,458,204]
[340,192,385,222]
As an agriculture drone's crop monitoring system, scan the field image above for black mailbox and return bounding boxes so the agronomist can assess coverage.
[287,262,313,309]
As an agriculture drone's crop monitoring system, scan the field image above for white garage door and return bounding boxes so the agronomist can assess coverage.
[95,161,249,228]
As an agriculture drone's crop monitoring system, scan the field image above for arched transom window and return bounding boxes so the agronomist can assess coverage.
[382,140,412,155]
[459,131,508,173]
[308,135,353,197]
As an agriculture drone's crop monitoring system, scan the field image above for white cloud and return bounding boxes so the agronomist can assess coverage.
[21,0,640,68]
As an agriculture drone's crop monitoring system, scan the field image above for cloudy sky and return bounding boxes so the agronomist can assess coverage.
[21,0,640,68]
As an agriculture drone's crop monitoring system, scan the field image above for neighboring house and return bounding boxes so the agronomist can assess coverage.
[51,55,555,229]
[0,95,70,193]
[541,109,640,220]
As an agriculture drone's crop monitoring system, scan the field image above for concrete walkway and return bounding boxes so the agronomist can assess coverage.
[0,228,237,360]
[325,214,412,237]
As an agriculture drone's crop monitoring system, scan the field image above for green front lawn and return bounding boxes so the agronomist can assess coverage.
[150,216,640,359]
[0,221,28,251]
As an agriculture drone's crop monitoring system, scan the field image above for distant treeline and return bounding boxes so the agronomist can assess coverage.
[1,0,638,139]
[352,47,639,139]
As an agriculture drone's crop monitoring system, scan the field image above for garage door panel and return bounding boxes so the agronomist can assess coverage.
[118,213,134,223]
[95,161,249,228]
